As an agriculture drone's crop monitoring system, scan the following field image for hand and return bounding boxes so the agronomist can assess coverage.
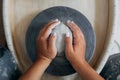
[37,19,60,61]
[65,21,104,80]
[65,20,86,65]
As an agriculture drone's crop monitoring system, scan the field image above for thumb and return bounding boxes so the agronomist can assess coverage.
[65,33,73,53]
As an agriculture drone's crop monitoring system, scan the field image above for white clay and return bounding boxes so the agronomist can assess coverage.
[52,22,72,56]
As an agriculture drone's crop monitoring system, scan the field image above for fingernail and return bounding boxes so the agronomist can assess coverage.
[52,32,56,36]
[55,21,61,25]
[67,20,71,23]
[55,19,59,22]
[66,32,70,37]
[71,21,74,23]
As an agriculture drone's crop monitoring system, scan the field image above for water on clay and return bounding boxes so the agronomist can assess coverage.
[52,22,72,56]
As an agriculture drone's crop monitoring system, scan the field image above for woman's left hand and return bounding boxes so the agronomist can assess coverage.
[37,19,60,61]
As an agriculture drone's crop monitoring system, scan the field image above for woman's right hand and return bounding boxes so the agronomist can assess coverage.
[65,20,104,80]
[65,20,86,65]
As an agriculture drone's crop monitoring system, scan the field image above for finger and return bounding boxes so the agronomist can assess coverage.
[67,20,82,36]
[44,19,59,30]
[71,22,85,43]
[67,20,80,42]
[45,21,60,33]
[37,19,59,38]
[48,32,57,50]
[42,19,59,32]
[70,21,84,38]
[43,20,60,39]
[65,32,73,53]
[67,20,85,45]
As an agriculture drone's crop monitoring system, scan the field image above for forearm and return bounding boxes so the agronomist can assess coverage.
[19,57,51,80]
[71,60,104,80]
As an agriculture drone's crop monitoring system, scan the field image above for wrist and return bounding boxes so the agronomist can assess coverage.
[36,55,52,64]
[70,58,86,65]
[70,58,87,69]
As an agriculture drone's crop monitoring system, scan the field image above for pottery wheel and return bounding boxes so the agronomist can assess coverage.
[26,6,96,76]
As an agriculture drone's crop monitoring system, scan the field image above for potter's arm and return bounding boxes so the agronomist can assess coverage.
[19,57,51,80]
[65,20,104,80]
[69,58,104,80]
[19,19,60,80]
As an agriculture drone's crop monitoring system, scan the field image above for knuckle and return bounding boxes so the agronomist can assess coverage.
[73,42,78,45]
[51,35,56,40]
[39,36,45,41]
[66,48,73,54]
[74,38,80,42]
[74,39,80,45]
[66,37,70,42]
[76,26,80,30]
[76,29,80,33]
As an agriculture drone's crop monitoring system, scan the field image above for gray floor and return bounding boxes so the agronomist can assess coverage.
[0,45,21,80]
[100,53,120,80]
